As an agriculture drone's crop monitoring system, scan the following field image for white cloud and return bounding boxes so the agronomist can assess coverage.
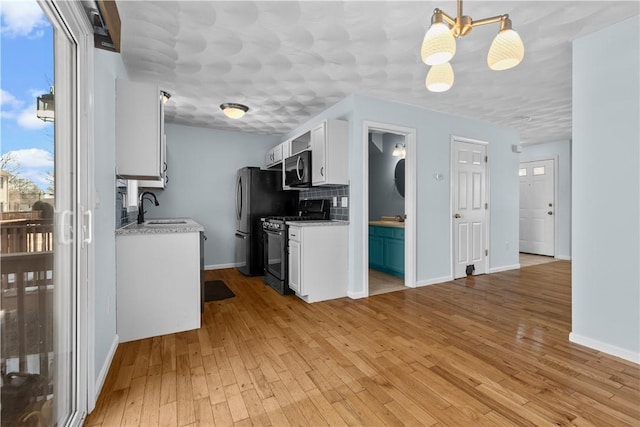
[0,0,49,38]
[8,148,53,169]
[17,103,49,130]
[1,89,23,109]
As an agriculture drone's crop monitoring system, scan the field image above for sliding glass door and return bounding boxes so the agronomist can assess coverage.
[1,1,92,425]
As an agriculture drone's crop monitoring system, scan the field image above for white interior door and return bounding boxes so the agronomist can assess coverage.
[452,139,488,278]
[519,159,555,256]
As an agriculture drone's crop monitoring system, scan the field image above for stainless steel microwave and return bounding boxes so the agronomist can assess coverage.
[284,150,312,187]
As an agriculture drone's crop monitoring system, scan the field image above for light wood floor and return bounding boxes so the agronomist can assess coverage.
[519,252,558,267]
[368,269,405,296]
[85,262,639,426]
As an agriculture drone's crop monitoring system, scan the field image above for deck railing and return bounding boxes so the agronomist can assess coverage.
[1,220,54,424]
[1,219,53,254]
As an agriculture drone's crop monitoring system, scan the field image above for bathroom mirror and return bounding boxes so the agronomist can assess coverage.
[394,159,405,198]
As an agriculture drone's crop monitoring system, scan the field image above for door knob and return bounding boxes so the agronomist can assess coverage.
[454,213,461,219]
[547,211,553,215]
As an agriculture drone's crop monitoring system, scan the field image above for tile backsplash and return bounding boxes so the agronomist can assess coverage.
[299,185,350,221]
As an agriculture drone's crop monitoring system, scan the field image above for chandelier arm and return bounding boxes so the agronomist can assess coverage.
[434,8,456,26]
[470,14,508,28]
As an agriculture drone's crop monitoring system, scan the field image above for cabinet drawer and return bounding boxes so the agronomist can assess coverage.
[288,227,301,241]
[391,228,404,240]
[374,226,394,238]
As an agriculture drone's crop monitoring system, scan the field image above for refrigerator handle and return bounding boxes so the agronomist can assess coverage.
[235,233,247,239]
[235,175,242,220]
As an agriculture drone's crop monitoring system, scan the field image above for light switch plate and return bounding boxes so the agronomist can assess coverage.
[341,196,348,208]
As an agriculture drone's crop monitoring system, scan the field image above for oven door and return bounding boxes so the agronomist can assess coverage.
[263,228,286,280]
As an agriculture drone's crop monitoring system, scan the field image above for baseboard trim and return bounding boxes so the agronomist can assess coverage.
[205,263,239,270]
[555,255,571,261]
[569,332,639,364]
[415,275,453,287]
[348,290,367,299]
[489,264,521,273]
[94,334,119,405]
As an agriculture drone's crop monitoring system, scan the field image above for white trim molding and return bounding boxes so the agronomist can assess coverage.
[205,263,240,270]
[362,121,417,297]
[555,255,572,261]
[489,264,521,273]
[569,332,640,364]
[93,335,119,405]
[416,275,454,288]
[348,290,367,299]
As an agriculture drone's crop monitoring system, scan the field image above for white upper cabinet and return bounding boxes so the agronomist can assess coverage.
[265,143,283,169]
[138,134,168,189]
[310,119,348,186]
[116,79,164,180]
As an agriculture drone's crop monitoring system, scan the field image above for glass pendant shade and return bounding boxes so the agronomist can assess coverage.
[421,22,456,65]
[487,29,525,71]
[392,144,406,157]
[425,62,454,92]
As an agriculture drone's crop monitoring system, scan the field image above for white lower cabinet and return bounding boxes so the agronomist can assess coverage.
[287,224,348,303]
[116,231,201,342]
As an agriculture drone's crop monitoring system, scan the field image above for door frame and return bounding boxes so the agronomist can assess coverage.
[362,121,417,296]
[450,135,491,277]
[519,156,559,257]
[40,0,95,421]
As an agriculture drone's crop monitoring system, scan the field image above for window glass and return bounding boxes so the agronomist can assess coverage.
[533,166,545,175]
[518,168,527,177]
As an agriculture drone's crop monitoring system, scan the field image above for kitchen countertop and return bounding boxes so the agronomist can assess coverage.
[116,217,204,235]
[286,220,349,227]
[369,220,405,228]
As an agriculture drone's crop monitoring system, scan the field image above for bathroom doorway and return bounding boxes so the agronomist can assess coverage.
[363,122,416,296]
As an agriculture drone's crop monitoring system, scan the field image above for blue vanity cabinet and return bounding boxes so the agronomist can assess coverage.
[369,225,404,278]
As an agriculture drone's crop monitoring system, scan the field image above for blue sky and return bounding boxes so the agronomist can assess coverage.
[1,0,53,191]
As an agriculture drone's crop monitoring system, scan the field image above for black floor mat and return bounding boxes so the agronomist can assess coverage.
[204,280,235,302]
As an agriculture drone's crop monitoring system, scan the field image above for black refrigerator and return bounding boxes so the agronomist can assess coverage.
[234,167,298,276]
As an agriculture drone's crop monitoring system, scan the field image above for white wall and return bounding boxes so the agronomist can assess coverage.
[93,50,127,395]
[520,140,572,259]
[571,16,640,362]
[150,123,279,268]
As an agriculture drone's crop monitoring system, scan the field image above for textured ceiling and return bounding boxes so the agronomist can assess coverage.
[116,1,639,144]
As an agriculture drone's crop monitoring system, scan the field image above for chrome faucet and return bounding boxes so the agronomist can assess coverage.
[137,191,159,224]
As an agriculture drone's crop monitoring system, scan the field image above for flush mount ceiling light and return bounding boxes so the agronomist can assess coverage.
[421,0,524,92]
[161,91,171,104]
[220,103,249,119]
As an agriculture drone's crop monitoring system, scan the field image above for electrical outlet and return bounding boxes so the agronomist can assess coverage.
[333,196,337,207]
[341,196,348,208]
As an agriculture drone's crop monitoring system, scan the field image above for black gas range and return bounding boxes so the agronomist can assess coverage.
[262,200,331,294]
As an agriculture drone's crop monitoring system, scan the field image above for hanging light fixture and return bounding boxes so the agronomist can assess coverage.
[392,143,406,158]
[425,62,454,93]
[36,87,55,122]
[421,0,524,92]
[220,103,249,119]
[161,91,171,104]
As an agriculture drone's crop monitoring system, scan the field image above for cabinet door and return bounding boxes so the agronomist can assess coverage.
[288,240,302,294]
[369,235,385,268]
[138,134,167,188]
[116,79,163,179]
[311,122,326,185]
[384,238,405,275]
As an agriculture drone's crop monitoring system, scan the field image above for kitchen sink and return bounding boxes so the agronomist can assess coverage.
[145,219,187,225]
